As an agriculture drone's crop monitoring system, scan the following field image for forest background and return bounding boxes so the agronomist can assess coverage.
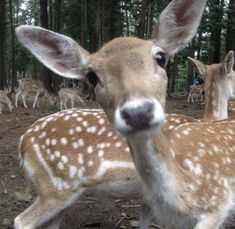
[0,0,234,94]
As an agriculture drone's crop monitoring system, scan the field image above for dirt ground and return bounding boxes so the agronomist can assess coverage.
[0,96,204,229]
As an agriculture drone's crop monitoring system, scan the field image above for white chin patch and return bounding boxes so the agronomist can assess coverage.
[114,107,133,134]
[114,98,165,135]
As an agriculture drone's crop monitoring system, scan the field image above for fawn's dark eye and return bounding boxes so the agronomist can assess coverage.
[154,51,166,68]
[86,71,100,87]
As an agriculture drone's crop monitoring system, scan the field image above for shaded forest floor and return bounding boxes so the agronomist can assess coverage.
[0,96,204,229]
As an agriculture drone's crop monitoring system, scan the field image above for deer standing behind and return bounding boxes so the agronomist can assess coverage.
[58,87,85,110]
[188,51,235,121]
[15,78,55,109]
[0,90,13,114]
[16,0,235,228]
[187,84,204,103]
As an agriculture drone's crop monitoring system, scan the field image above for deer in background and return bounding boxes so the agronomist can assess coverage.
[58,87,85,110]
[17,0,235,227]
[15,78,55,109]
[187,84,204,103]
[0,90,14,114]
[188,50,235,121]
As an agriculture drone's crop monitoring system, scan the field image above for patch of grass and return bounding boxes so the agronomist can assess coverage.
[39,99,58,111]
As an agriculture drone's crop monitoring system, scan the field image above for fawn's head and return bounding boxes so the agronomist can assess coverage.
[16,0,206,137]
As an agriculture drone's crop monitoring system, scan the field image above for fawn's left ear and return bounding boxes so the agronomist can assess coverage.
[187,57,207,78]
[16,25,90,80]
[152,0,207,56]
[222,51,234,74]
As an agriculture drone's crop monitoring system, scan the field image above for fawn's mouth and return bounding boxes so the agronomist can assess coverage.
[114,98,165,136]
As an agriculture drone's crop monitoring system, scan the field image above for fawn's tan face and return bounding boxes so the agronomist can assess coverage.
[86,38,167,135]
[16,0,207,135]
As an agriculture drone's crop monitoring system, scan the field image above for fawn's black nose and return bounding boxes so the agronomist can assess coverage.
[120,101,154,129]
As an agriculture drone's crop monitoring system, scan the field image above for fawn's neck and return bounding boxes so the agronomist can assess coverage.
[203,82,230,121]
[126,130,185,210]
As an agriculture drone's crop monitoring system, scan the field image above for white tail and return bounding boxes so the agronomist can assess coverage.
[0,90,13,114]
[15,78,55,109]
[58,88,84,110]
[188,51,235,121]
[15,0,221,228]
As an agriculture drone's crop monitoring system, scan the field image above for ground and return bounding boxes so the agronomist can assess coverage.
[0,96,204,229]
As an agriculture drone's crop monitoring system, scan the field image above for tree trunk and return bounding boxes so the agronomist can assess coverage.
[226,0,235,53]
[0,0,6,90]
[196,30,202,60]
[147,2,154,38]
[210,0,224,63]
[9,0,17,93]
[137,0,149,38]
[109,0,121,40]
[188,39,196,91]
[80,0,88,49]
[40,0,53,92]
[48,0,53,30]
[51,0,61,94]
[170,59,178,93]
[124,1,130,36]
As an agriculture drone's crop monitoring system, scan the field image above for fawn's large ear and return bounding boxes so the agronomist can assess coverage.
[187,57,207,78]
[16,25,89,79]
[222,51,234,74]
[153,0,207,56]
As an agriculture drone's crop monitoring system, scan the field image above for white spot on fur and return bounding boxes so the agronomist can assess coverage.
[78,154,84,164]
[115,142,122,147]
[98,150,104,158]
[107,131,113,137]
[51,139,57,145]
[34,125,40,132]
[87,126,97,133]
[87,146,93,154]
[60,137,68,145]
[57,162,64,170]
[50,154,55,161]
[88,160,94,167]
[99,119,105,124]
[82,121,88,127]
[69,165,77,179]
[55,151,61,157]
[69,129,75,135]
[39,131,47,139]
[183,159,202,175]
[75,126,82,132]
[61,155,68,164]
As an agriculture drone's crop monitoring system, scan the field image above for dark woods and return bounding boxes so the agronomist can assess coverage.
[0,0,234,94]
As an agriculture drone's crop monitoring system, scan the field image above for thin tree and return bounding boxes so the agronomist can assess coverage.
[9,0,17,92]
[40,0,53,93]
[226,0,235,53]
[0,0,6,90]
[137,0,150,38]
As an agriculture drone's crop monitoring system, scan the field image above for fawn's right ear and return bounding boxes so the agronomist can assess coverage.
[152,0,207,56]
[187,57,207,78]
[16,25,89,80]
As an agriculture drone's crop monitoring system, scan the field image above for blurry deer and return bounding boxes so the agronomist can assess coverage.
[0,90,13,114]
[187,84,204,103]
[58,88,85,110]
[15,78,55,109]
[188,51,235,121]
